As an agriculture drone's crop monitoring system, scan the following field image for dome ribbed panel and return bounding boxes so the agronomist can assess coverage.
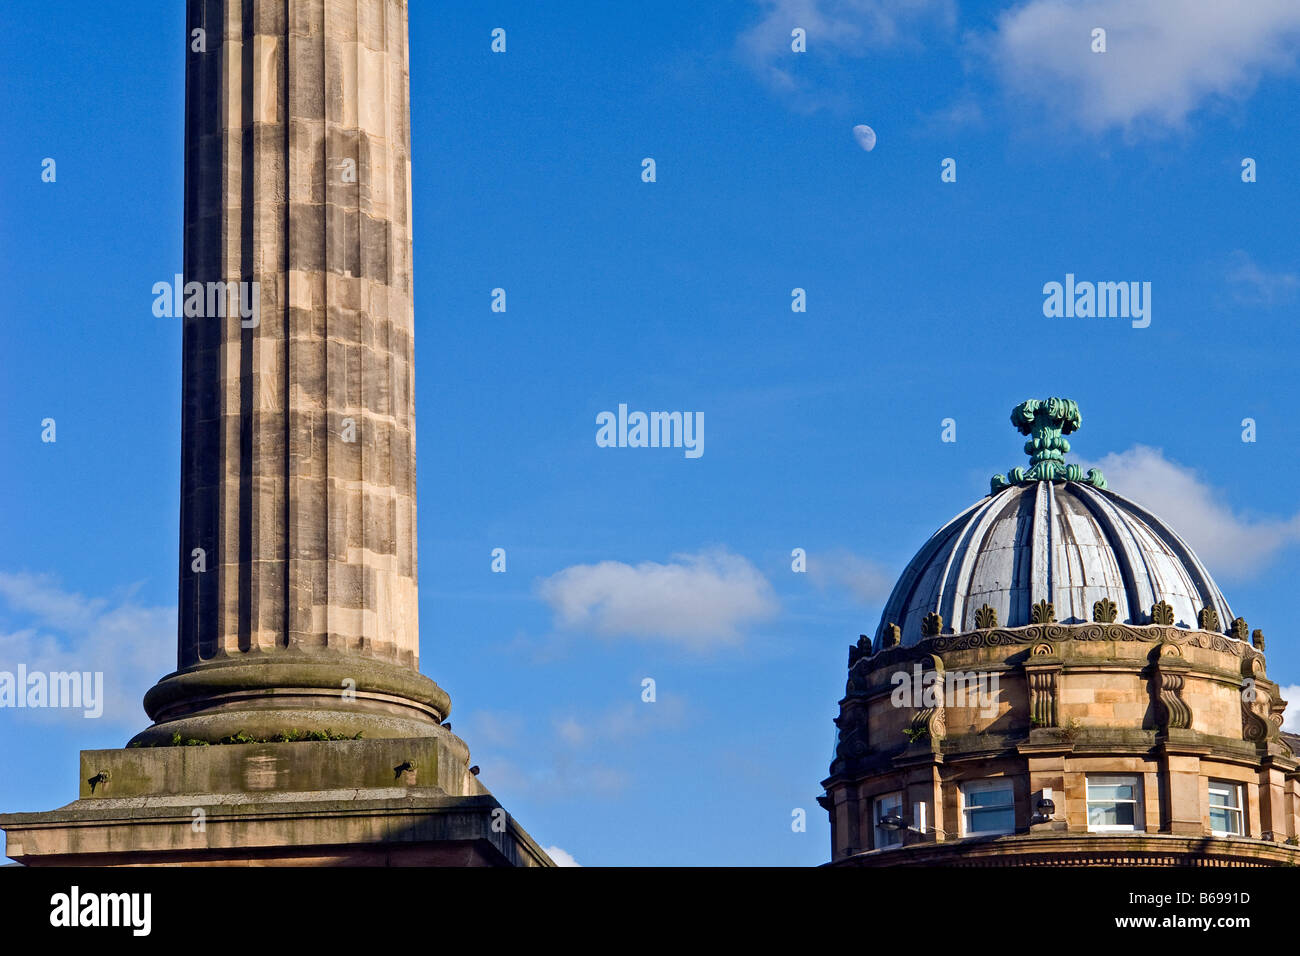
[874,481,1238,648]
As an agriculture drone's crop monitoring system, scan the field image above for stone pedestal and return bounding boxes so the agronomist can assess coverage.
[0,737,550,867]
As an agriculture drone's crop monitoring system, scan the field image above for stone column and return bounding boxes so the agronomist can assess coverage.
[134,0,446,743]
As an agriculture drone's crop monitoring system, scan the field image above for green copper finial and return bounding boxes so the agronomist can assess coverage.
[990,398,1107,494]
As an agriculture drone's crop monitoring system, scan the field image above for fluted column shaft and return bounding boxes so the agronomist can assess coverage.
[180,0,417,671]
[132,0,442,744]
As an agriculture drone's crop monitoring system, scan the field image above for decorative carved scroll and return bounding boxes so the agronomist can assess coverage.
[1154,672,1191,731]
[908,654,947,745]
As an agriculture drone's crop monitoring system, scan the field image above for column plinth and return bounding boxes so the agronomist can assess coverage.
[131,652,451,745]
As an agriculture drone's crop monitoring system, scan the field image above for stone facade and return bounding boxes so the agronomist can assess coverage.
[822,595,1299,866]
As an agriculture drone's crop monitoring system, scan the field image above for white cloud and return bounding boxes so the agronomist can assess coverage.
[536,550,778,649]
[1080,446,1300,579]
[1280,685,1300,734]
[1226,250,1299,306]
[545,846,582,867]
[806,548,895,604]
[0,572,173,727]
[987,0,1300,135]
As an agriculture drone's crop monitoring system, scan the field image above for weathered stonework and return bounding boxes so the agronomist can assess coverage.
[152,0,433,744]
[1,738,551,866]
[822,622,1300,866]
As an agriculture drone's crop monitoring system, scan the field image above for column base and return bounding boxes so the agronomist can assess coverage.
[0,736,553,867]
[132,652,452,745]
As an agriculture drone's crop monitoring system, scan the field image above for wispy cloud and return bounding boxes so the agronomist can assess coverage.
[1226,249,1299,306]
[985,0,1300,136]
[478,754,632,801]
[551,697,690,752]
[0,572,173,727]
[536,549,778,650]
[916,92,985,134]
[738,0,956,104]
[806,548,895,604]
[1080,446,1300,579]
[0,573,109,631]
[466,709,527,749]
[466,696,690,808]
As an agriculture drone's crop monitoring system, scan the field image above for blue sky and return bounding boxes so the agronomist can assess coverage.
[2,0,1300,866]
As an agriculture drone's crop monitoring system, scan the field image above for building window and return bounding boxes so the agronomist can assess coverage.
[961,779,1016,836]
[1086,775,1144,831]
[1209,781,1244,836]
[873,791,904,849]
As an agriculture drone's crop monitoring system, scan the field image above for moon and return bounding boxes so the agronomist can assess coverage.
[852,124,877,151]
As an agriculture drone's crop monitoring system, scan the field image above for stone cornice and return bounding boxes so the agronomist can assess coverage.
[860,622,1257,671]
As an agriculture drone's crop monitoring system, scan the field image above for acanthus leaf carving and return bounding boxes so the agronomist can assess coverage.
[1150,600,1175,626]
[1093,598,1118,624]
[1031,599,1055,624]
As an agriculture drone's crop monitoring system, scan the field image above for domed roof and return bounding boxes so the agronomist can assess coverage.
[874,399,1235,649]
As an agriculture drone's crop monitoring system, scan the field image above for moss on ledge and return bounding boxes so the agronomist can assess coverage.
[128,729,366,748]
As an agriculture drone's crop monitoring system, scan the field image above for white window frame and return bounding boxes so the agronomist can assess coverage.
[960,778,1016,837]
[1086,774,1144,832]
[1208,780,1245,837]
[873,790,904,849]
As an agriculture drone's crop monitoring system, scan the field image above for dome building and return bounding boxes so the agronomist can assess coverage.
[820,398,1299,866]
